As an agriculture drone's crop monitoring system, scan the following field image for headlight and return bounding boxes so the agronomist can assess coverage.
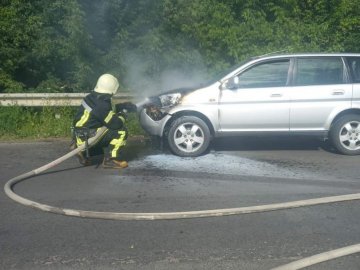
[159,93,182,107]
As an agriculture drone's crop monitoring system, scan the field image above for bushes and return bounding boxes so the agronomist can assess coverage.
[0,107,145,140]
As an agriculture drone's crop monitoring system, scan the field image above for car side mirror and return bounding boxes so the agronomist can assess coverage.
[222,76,240,90]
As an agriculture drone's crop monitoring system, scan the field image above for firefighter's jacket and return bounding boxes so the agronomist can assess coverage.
[73,92,125,130]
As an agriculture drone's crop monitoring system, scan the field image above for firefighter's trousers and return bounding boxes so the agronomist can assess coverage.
[76,128,128,160]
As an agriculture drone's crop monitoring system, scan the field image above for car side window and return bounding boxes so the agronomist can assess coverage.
[295,57,345,86]
[236,59,290,88]
[346,57,360,83]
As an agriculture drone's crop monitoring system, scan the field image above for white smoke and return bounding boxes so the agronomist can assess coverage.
[81,1,210,99]
[123,52,209,100]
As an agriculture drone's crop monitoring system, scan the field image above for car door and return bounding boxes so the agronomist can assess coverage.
[346,56,360,108]
[219,58,291,132]
[290,57,352,131]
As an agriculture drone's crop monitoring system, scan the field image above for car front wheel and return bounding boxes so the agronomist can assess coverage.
[167,116,211,157]
[330,114,360,155]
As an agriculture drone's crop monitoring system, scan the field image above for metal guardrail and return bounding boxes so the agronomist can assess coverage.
[0,93,134,106]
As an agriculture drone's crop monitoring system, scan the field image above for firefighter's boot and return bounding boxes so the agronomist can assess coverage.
[102,157,128,169]
[76,151,92,166]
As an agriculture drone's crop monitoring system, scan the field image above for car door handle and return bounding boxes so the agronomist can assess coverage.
[332,90,345,95]
[270,93,283,97]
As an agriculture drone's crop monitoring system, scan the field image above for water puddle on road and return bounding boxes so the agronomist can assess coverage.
[128,151,327,181]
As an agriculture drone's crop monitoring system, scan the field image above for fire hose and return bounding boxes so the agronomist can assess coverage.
[3,127,360,269]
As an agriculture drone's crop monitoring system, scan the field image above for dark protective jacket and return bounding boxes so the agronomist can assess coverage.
[73,92,125,130]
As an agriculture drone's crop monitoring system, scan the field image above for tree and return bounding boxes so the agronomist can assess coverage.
[1,0,359,93]
[0,0,41,92]
[0,0,93,93]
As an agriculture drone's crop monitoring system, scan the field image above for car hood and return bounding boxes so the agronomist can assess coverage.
[158,84,204,96]
[139,85,203,108]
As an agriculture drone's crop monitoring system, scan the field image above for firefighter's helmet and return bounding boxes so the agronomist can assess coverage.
[94,74,119,95]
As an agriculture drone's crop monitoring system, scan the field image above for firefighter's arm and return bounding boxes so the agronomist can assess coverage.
[103,110,126,130]
[93,101,125,130]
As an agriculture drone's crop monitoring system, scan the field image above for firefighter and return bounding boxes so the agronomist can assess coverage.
[73,74,131,169]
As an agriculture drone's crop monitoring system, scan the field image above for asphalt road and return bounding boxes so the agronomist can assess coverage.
[1,136,360,270]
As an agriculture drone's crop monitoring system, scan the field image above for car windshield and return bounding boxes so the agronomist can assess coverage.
[205,58,252,85]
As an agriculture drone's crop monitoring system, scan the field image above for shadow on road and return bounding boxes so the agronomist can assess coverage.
[211,136,337,153]
[125,136,339,158]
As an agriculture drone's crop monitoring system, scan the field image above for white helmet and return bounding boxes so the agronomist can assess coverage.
[94,74,119,95]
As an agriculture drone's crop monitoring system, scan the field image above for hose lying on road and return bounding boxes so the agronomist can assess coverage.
[271,243,360,270]
[3,126,360,221]
[4,127,360,268]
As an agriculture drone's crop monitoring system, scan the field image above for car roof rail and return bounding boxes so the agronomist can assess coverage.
[256,49,292,58]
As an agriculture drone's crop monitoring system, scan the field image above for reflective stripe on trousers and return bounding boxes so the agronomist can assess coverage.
[76,128,127,159]
[110,130,127,158]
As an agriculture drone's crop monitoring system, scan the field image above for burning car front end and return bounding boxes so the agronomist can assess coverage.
[139,91,186,137]
[138,83,220,141]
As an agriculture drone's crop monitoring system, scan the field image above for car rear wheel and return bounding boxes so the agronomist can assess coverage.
[167,116,211,157]
[330,114,360,155]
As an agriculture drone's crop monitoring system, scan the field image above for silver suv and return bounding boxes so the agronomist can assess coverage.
[139,53,360,157]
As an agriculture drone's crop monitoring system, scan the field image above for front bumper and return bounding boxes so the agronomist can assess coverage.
[139,108,171,137]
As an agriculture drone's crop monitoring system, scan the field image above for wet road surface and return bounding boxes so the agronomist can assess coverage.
[1,137,360,269]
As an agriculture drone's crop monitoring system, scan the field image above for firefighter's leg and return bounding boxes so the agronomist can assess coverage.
[74,136,92,166]
[74,130,106,166]
[101,129,128,169]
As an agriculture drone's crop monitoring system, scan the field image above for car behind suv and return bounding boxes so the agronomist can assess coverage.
[140,53,360,157]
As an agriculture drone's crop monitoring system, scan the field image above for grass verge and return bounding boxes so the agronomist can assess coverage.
[0,107,146,141]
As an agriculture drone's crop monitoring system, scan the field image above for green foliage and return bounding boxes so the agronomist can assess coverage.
[0,0,95,93]
[0,71,25,93]
[1,0,358,139]
[0,1,41,92]
[1,0,360,92]
[126,113,146,137]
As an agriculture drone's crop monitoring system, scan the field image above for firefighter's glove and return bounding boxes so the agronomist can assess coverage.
[115,102,137,113]
[117,111,127,124]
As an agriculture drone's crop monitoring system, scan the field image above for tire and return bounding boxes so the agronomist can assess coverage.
[329,114,360,155]
[167,116,211,157]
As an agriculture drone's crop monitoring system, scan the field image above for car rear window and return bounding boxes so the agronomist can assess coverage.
[346,57,360,83]
[294,57,345,86]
